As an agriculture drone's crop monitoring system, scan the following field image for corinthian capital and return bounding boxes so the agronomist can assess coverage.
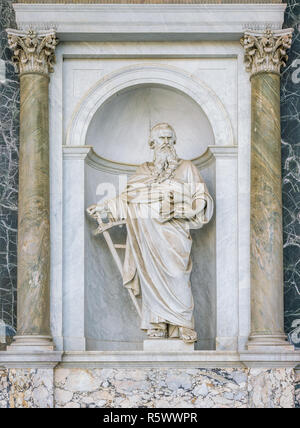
[240,28,293,77]
[6,29,58,76]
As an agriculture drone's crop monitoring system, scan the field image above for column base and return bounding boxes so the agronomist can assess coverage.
[247,333,294,352]
[7,335,54,352]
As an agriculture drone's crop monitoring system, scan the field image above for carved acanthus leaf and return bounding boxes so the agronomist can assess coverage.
[6,29,58,76]
[240,29,293,77]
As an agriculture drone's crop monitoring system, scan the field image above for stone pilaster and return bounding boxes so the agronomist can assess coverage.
[5,29,58,351]
[241,29,294,351]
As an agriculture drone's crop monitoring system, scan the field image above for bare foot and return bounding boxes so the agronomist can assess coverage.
[179,327,197,343]
[147,329,167,339]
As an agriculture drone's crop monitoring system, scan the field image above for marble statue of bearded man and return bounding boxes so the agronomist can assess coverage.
[87,123,213,343]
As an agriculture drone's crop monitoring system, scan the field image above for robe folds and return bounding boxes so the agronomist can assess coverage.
[105,159,213,331]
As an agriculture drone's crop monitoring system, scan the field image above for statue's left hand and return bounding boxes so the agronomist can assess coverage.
[86,204,99,218]
[87,204,111,223]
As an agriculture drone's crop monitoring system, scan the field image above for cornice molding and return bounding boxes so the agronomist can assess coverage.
[13,3,287,42]
[62,145,238,175]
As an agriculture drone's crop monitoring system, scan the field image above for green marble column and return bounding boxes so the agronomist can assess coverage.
[249,72,287,347]
[241,29,294,350]
[6,29,58,351]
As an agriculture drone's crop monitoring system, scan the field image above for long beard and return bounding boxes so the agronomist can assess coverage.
[152,145,179,182]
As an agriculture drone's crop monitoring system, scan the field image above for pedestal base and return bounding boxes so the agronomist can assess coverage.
[7,335,54,352]
[247,334,295,352]
[143,339,194,352]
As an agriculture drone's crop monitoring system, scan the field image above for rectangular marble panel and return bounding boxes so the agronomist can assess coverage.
[248,368,295,408]
[0,368,54,408]
[54,367,249,408]
[0,367,298,408]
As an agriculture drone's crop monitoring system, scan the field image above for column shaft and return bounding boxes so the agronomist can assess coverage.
[241,28,294,350]
[6,29,58,351]
[249,73,285,344]
[17,73,50,337]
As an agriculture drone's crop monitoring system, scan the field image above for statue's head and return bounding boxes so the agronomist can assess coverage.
[148,123,176,150]
[148,123,178,181]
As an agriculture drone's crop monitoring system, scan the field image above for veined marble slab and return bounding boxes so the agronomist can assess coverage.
[281,0,300,350]
[0,0,19,343]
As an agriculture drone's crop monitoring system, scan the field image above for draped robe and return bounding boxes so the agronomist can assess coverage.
[105,159,213,331]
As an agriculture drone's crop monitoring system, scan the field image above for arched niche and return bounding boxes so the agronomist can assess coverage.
[86,84,215,164]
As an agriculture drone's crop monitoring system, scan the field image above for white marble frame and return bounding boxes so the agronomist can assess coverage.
[49,42,251,352]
